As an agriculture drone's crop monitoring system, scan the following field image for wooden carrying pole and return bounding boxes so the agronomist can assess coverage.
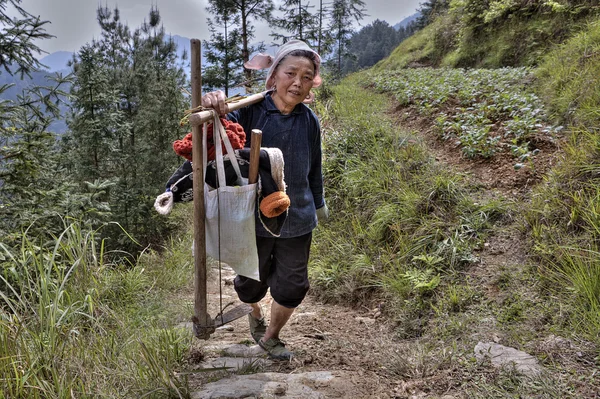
[188,91,267,127]
[190,39,214,339]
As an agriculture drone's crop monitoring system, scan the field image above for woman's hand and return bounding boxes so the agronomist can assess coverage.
[201,90,228,115]
[316,204,329,222]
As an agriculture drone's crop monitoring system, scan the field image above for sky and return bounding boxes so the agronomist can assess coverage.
[14,0,423,56]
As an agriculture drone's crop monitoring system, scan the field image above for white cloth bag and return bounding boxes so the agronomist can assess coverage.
[203,115,260,281]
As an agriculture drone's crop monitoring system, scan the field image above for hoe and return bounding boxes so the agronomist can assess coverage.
[187,39,267,339]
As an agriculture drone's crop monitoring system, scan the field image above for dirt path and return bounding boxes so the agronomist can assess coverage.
[184,262,407,398]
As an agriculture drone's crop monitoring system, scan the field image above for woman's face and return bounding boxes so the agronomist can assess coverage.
[271,55,315,113]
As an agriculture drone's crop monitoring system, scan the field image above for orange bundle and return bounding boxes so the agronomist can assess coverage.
[173,118,246,161]
[259,191,290,218]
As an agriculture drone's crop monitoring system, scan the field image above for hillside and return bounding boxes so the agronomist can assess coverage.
[376,1,599,70]
[175,3,600,397]
[175,67,599,397]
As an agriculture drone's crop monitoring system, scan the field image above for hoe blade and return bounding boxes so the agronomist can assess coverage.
[213,303,253,327]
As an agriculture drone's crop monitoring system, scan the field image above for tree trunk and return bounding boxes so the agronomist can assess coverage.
[241,0,251,93]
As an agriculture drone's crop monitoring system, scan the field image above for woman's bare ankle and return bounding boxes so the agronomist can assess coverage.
[250,303,262,319]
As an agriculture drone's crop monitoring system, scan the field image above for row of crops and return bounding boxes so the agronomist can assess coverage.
[368,67,563,166]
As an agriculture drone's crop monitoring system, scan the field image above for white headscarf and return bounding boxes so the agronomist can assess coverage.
[244,39,322,90]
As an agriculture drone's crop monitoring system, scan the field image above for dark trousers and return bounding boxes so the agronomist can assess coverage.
[234,232,312,308]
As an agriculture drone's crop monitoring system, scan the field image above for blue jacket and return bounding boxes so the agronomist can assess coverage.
[228,92,325,238]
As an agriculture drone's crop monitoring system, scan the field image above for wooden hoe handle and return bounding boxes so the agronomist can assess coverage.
[248,129,263,185]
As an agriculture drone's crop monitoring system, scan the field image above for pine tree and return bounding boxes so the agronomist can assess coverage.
[204,0,245,96]
[328,0,367,76]
[0,0,52,77]
[270,0,320,47]
[67,44,125,181]
[315,0,335,57]
[0,0,107,245]
[229,0,274,92]
[66,6,187,250]
[128,7,188,245]
[1,0,58,238]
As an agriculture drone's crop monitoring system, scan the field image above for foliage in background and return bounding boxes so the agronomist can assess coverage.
[311,73,508,337]
[64,6,188,252]
[0,0,52,77]
[0,0,111,249]
[215,0,274,89]
[270,0,323,48]
[326,0,367,76]
[203,0,262,96]
[373,14,457,70]
[413,0,450,30]
[340,19,416,74]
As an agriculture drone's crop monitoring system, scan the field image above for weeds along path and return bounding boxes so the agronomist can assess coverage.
[179,70,599,398]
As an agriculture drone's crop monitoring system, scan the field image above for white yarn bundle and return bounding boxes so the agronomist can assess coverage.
[154,191,174,215]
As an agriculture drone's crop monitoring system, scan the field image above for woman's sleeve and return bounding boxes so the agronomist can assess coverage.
[308,115,325,209]
[165,160,192,191]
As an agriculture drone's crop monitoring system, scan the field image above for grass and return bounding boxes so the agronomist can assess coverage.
[535,18,600,129]
[311,65,600,396]
[542,247,600,340]
[312,71,506,328]
[524,127,600,343]
[0,208,200,398]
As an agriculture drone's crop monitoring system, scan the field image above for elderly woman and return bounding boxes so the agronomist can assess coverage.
[202,40,328,360]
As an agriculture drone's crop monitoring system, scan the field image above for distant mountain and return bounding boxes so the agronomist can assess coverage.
[39,51,73,73]
[171,34,192,60]
[394,12,420,30]
[0,35,199,134]
[36,35,200,77]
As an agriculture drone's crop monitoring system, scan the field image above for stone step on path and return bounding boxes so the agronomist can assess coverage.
[189,327,361,398]
[191,370,350,399]
[201,341,271,370]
